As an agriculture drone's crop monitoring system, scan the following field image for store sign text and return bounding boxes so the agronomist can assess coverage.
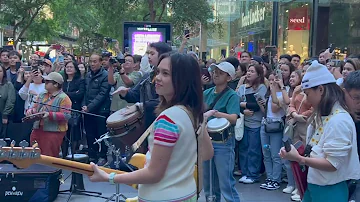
[241,6,266,28]
[289,17,305,24]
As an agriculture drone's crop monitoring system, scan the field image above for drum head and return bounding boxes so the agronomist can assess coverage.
[207,118,230,132]
[106,108,139,126]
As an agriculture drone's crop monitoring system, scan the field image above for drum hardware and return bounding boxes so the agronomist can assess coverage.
[104,138,116,168]
[99,139,135,202]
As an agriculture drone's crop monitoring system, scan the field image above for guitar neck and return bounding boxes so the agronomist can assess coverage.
[39,155,126,176]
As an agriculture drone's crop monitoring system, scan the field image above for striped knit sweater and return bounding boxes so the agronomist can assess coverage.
[138,105,197,201]
[29,90,72,132]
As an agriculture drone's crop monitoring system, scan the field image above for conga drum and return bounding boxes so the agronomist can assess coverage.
[106,108,145,152]
[207,117,231,142]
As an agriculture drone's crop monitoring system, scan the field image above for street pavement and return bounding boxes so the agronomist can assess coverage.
[55,170,292,202]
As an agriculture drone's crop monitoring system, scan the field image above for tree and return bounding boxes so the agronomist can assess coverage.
[0,0,53,47]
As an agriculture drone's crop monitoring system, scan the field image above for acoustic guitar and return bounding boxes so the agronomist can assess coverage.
[0,140,146,189]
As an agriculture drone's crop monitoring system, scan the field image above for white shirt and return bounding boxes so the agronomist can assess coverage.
[266,91,286,119]
[19,83,46,113]
[307,103,360,186]
[138,106,197,201]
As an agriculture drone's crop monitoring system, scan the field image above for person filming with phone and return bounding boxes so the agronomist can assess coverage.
[19,67,46,113]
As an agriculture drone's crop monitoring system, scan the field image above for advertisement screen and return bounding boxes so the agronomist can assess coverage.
[124,22,171,56]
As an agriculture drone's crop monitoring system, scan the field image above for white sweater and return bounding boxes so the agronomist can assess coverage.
[18,83,46,113]
[307,103,360,186]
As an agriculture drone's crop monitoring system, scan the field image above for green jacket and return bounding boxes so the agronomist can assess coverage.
[0,82,16,119]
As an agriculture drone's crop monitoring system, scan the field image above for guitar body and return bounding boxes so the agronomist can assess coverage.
[291,141,308,199]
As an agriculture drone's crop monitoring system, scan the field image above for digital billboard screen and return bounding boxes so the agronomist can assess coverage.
[124,22,171,56]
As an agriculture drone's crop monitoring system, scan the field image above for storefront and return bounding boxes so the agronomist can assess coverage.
[278,2,311,60]
[232,2,273,57]
[203,0,359,61]
[315,0,360,59]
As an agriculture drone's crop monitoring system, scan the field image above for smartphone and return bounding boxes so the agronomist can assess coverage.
[265,45,277,53]
[184,29,190,39]
[201,68,211,79]
[58,55,64,63]
[276,68,282,80]
[23,66,32,71]
[118,58,125,64]
[2,45,14,51]
[15,62,21,71]
[254,93,264,101]
[52,44,61,50]
[329,43,335,53]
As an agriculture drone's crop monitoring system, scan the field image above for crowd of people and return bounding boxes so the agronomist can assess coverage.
[0,40,360,202]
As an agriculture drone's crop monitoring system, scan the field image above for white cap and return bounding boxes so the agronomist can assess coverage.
[301,60,336,89]
[210,62,236,80]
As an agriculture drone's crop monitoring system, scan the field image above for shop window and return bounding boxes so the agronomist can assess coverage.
[278,2,311,61]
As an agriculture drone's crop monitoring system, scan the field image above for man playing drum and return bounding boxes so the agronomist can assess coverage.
[203,62,241,201]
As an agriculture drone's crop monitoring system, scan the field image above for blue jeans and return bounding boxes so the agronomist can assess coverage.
[283,159,295,187]
[238,126,262,180]
[260,125,283,183]
[203,136,240,202]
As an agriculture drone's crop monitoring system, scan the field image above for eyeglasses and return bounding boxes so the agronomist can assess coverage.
[45,80,56,84]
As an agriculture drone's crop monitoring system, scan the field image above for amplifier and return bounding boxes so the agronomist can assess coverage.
[0,164,61,202]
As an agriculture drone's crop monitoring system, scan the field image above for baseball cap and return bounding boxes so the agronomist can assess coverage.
[209,62,236,80]
[42,72,64,84]
[251,56,264,64]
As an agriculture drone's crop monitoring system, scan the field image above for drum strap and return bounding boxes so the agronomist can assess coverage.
[208,86,230,110]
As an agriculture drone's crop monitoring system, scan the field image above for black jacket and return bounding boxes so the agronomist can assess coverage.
[121,72,158,103]
[83,68,111,114]
[63,78,85,111]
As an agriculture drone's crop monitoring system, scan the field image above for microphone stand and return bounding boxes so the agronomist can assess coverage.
[32,101,109,201]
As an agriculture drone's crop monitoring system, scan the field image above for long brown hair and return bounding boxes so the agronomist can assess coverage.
[246,64,265,90]
[155,52,204,124]
[309,83,348,126]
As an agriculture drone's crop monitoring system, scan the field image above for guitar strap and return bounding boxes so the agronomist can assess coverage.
[176,105,202,199]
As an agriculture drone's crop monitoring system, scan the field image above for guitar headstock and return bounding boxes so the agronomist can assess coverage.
[0,139,41,168]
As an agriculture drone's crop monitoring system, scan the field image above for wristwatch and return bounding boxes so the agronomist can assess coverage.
[108,172,116,184]
[120,72,125,75]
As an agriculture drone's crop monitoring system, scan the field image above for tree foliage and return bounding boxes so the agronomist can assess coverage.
[0,0,214,49]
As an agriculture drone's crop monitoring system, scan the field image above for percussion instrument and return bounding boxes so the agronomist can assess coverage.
[207,118,231,142]
[22,112,46,122]
[106,108,145,150]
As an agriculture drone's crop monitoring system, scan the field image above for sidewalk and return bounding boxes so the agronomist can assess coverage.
[55,170,292,202]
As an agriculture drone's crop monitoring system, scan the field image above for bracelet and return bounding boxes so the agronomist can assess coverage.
[109,172,116,184]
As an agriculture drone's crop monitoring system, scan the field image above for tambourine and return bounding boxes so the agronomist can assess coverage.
[22,112,46,122]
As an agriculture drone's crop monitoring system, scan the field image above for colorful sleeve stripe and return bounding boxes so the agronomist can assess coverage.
[153,115,180,147]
